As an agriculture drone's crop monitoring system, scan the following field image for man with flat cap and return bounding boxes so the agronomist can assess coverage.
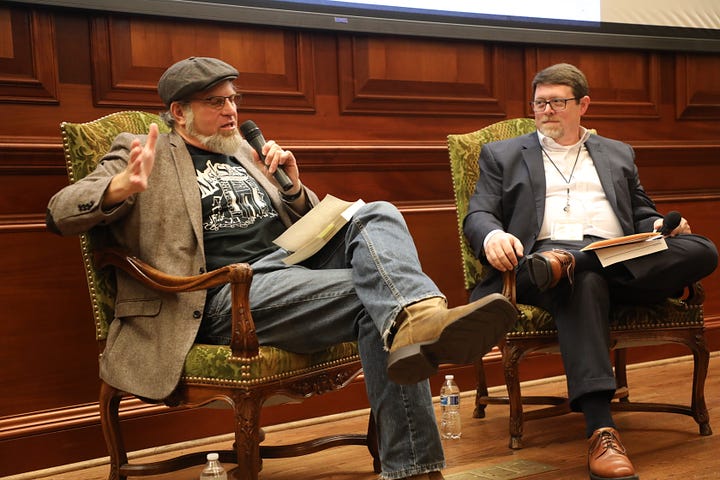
[46,56,517,480]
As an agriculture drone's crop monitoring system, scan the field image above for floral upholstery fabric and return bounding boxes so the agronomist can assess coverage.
[448,118,703,334]
[183,342,360,385]
[61,111,362,386]
[448,118,537,292]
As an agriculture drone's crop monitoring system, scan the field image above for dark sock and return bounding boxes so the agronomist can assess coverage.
[578,391,616,438]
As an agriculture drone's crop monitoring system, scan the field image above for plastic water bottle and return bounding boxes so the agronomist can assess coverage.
[439,374,462,439]
[199,452,227,480]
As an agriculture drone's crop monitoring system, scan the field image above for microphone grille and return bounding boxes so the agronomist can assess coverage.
[665,210,681,229]
[240,120,259,138]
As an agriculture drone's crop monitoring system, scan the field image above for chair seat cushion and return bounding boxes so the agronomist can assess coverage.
[513,298,702,335]
[182,341,360,384]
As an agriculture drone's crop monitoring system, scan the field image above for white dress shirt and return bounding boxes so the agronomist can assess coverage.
[482,128,624,252]
[537,128,624,241]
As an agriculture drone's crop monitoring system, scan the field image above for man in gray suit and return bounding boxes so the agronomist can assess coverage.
[463,63,717,480]
[46,57,516,480]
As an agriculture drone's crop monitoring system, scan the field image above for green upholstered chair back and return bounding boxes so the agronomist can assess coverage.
[448,118,537,291]
[60,111,171,341]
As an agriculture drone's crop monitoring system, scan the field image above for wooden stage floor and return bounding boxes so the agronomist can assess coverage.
[18,354,720,480]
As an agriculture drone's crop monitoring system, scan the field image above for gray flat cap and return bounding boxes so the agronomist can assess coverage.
[157,57,239,106]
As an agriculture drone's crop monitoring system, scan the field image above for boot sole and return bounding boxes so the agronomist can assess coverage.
[527,254,553,291]
[387,293,517,385]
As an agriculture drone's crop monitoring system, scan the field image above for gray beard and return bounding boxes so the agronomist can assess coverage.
[538,122,563,141]
[184,111,243,155]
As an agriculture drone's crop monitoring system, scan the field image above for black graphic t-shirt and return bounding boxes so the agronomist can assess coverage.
[187,144,285,271]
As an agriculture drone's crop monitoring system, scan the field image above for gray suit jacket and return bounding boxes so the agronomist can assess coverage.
[463,132,661,296]
[47,131,319,399]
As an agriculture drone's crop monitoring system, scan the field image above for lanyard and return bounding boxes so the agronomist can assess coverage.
[541,146,581,213]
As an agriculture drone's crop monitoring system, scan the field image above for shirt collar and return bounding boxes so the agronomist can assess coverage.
[537,126,591,151]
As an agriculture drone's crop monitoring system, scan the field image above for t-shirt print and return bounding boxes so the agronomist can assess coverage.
[195,159,279,231]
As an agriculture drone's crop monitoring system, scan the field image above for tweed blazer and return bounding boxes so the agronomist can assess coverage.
[47,131,319,399]
[463,131,662,297]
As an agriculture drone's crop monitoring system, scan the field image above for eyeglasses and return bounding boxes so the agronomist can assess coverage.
[189,93,242,109]
[530,97,578,112]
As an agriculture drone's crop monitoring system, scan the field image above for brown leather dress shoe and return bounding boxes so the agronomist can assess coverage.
[587,427,638,480]
[527,249,575,291]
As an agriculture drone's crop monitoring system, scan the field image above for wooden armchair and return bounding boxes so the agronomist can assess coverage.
[60,111,380,480]
[447,118,711,449]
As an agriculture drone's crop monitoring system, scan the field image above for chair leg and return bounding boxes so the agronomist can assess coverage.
[691,337,712,435]
[473,357,489,419]
[99,381,128,480]
[503,343,524,449]
[614,349,630,403]
[229,393,263,480]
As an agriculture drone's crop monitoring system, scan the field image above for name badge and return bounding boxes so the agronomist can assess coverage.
[551,221,584,241]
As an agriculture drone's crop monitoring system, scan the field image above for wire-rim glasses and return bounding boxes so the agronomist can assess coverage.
[190,93,242,109]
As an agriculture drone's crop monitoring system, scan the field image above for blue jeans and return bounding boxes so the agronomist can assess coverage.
[199,201,445,479]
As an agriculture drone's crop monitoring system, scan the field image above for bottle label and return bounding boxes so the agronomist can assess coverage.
[440,394,459,406]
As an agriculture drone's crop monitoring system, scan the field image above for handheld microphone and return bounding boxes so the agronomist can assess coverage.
[239,120,294,191]
[660,210,682,236]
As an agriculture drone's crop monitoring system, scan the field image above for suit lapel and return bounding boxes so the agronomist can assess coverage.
[521,134,546,233]
[169,132,205,246]
[585,136,619,216]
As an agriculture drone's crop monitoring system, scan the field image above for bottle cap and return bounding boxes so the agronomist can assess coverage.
[445,374,454,380]
[207,452,219,461]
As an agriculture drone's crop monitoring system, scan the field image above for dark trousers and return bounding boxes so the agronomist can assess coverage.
[515,234,717,409]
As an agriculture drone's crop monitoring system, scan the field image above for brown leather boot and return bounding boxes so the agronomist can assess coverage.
[403,472,445,480]
[587,427,638,480]
[527,248,576,291]
[387,294,516,385]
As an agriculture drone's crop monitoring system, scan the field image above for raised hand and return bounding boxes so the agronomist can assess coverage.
[103,123,159,208]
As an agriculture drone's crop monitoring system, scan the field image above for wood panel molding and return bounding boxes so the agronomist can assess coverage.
[0,213,46,231]
[675,53,720,120]
[0,396,170,443]
[0,138,63,174]
[89,16,316,112]
[528,48,660,119]
[338,36,507,116]
[632,143,720,195]
[4,138,720,198]
[0,7,58,104]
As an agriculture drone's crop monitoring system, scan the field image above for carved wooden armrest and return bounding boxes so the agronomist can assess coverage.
[501,270,517,306]
[94,248,259,359]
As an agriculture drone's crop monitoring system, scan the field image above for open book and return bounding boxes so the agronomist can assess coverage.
[580,232,667,267]
[273,194,366,265]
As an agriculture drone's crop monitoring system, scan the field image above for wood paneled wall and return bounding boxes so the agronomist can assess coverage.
[1,3,719,476]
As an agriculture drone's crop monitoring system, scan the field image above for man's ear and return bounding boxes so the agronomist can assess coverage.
[579,95,591,115]
[170,102,188,127]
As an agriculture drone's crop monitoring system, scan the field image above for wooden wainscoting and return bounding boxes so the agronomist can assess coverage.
[1,2,719,476]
